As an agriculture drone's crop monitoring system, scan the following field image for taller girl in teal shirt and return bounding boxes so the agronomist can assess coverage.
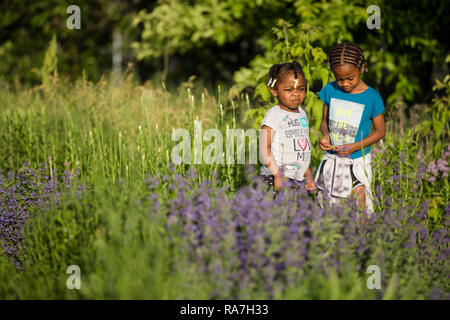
[315,42,386,215]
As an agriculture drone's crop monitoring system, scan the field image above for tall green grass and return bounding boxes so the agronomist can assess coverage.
[0,74,448,299]
[0,75,256,192]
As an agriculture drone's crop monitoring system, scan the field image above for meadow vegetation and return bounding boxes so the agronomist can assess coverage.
[0,71,448,299]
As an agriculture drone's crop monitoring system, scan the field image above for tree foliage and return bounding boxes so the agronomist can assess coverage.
[132,0,449,106]
[0,0,131,85]
[0,0,448,107]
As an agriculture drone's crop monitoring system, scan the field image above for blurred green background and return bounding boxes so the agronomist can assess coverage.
[1,0,448,104]
[1,0,449,300]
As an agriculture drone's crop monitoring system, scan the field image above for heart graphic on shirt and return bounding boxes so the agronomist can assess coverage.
[297,138,308,151]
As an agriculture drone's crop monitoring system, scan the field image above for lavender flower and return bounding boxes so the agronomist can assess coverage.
[0,162,82,269]
[146,166,447,299]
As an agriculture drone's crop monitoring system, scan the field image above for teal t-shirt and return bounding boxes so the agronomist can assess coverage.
[318,81,385,159]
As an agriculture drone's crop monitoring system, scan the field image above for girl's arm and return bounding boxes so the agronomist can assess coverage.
[336,113,386,156]
[259,125,283,189]
[320,104,333,151]
[304,167,316,191]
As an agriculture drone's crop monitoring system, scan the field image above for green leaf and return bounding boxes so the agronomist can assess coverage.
[428,207,439,221]
[255,68,269,82]
[254,82,270,102]
[311,99,323,130]
[432,120,443,138]
[433,141,442,157]
[318,68,330,88]
[303,69,311,80]
[215,31,227,46]
[416,120,431,135]
[290,45,303,58]
[311,47,327,62]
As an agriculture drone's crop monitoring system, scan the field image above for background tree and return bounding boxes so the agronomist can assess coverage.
[0,0,134,85]
[1,0,448,108]
[132,0,449,106]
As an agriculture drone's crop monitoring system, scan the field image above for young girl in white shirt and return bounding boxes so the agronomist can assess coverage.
[259,61,316,192]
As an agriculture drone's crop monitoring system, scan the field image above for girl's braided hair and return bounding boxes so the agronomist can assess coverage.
[267,61,306,88]
[328,42,366,72]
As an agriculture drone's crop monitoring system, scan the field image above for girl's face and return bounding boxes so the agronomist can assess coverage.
[332,63,365,93]
[270,73,306,111]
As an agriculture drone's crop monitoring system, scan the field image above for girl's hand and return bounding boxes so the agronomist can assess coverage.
[319,135,333,151]
[303,168,315,192]
[305,180,316,192]
[274,174,284,191]
[335,143,358,156]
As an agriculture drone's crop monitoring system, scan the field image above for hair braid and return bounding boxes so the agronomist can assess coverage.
[328,42,366,72]
[267,61,306,88]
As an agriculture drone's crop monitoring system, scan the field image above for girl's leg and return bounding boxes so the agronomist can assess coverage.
[350,164,365,210]
[351,185,366,210]
[352,185,369,226]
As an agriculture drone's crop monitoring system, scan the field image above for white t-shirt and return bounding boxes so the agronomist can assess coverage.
[260,105,312,181]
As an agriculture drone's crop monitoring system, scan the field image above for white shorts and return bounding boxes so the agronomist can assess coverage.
[314,153,374,215]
